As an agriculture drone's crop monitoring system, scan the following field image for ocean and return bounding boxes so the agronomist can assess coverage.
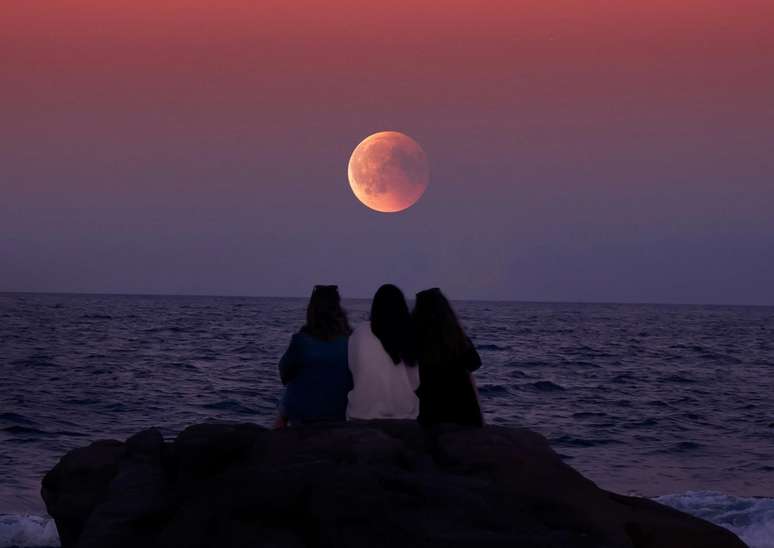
[0,293,772,547]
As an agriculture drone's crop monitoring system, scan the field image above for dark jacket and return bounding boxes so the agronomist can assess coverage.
[417,340,482,427]
[279,332,352,423]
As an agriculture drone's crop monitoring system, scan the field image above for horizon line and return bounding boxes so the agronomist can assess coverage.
[1,290,772,309]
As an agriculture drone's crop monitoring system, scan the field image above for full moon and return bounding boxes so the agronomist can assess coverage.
[347,131,429,213]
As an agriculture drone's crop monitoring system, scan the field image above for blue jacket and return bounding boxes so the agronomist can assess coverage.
[279,332,352,422]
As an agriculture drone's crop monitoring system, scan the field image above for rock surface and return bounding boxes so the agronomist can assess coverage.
[41,421,745,548]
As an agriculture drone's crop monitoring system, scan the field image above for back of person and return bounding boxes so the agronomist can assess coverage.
[277,285,353,425]
[347,284,419,420]
[348,323,419,419]
[413,288,483,427]
[281,332,351,423]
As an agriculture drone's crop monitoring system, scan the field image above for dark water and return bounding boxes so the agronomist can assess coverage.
[1,293,773,546]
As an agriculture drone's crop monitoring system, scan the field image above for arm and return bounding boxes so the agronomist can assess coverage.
[464,338,482,372]
[460,337,484,425]
[468,372,485,426]
[465,338,484,425]
[347,325,359,383]
[278,334,303,385]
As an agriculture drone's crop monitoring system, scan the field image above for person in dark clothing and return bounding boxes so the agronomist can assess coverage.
[275,285,353,427]
[412,288,483,427]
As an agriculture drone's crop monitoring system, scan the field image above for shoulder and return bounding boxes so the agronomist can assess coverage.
[351,322,374,340]
[290,331,308,343]
[294,331,348,347]
[289,331,317,349]
[464,338,482,371]
[349,323,383,357]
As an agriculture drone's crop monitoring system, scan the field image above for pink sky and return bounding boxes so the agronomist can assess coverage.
[2,1,774,303]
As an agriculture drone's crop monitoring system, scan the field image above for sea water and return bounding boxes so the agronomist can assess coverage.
[1,293,772,547]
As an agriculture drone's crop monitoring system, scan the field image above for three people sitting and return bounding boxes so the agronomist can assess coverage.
[277,284,483,427]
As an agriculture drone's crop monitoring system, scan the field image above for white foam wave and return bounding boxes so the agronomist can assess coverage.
[0,514,59,548]
[656,491,774,548]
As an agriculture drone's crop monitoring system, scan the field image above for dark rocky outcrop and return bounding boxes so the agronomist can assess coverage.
[42,421,744,548]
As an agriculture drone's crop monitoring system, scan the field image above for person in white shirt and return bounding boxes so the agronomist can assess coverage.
[347,284,420,420]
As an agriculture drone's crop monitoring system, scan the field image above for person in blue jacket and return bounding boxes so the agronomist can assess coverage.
[275,285,353,427]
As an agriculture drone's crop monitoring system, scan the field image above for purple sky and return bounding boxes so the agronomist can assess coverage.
[2,1,773,304]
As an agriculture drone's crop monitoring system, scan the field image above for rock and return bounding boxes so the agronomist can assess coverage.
[41,421,744,548]
[40,439,125,547]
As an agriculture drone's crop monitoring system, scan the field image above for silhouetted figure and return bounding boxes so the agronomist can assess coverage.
[413,288,483,427]
[276,285,353,427]
[347,284,419,420]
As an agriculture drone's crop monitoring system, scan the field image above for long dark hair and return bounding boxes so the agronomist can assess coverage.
[301,285,352,341]
[370,284,416,367]
[412,288,471,368]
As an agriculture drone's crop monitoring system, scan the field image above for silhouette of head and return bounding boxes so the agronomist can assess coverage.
[370,284,415,366]
[413,288,470,367]
[302,285,352,340]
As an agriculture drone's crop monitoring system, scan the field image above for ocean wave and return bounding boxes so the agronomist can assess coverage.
[656,491,774,548]
[0,426,49,436]
[503,360,551,368]
[475,344,510,352]
[568,360,600,368]
[477,384,509,396]
[0,414,35,426]
[551,434,622,447]
[609,373,638,384]
[659,374,697,384]
[0,514,59,548]
[665,441,703,453]
[571,411,608,419]
[8,358,57,368]
[2,295,774,537]
[625,417,659,428]
[526,381,565,392]
[201,400,257,414]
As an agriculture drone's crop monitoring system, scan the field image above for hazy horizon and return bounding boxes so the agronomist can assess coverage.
[3,289,773,308]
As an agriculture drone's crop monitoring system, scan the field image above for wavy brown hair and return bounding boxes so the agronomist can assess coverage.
[301,285,352,341]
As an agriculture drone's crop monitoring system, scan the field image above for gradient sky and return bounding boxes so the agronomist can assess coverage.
[2,0,773,304]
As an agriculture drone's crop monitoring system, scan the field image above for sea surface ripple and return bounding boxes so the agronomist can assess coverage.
[1,293,773,546]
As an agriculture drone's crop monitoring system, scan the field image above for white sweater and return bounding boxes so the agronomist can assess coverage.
[346,323,420,420]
